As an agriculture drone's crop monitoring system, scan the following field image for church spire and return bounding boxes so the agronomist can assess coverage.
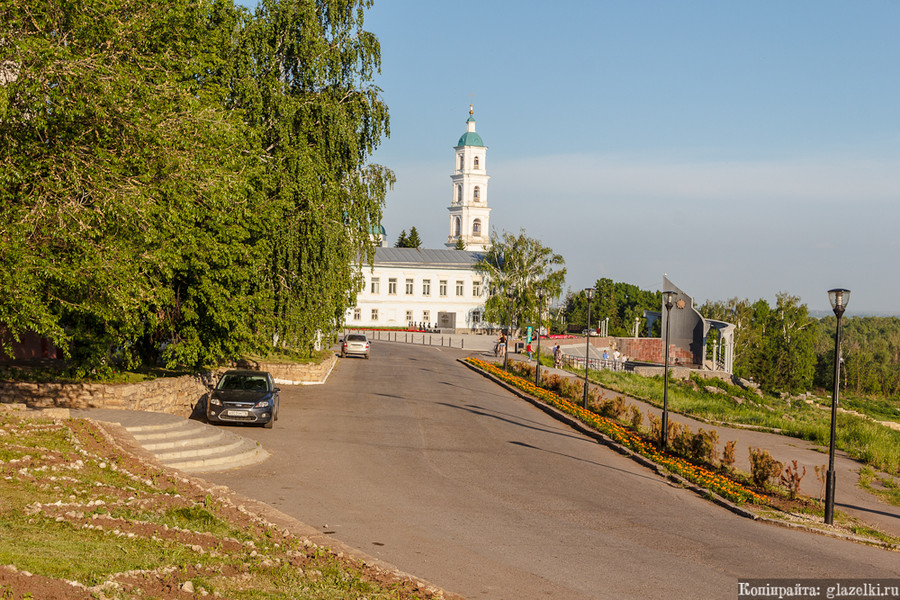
[446,106,491,251]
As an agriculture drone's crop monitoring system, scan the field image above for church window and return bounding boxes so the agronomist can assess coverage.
[473,280,483,297]
[456,184,462,204]
[353,308,361,321]
[370,277,380,294]
[472,219,481,235]
[454,217,461,236]
[371,308,379,321]
[422,279,431,296]
[456,280,464,296]
[473,186,480,201]
[388,278,397,294]
[474,156,480,169]
[405,278,414,294]
[458,155,464,170]
[439,280,448,296]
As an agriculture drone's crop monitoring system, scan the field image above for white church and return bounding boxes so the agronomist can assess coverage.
[347,106,494,331]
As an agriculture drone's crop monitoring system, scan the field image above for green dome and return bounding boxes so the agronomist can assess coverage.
[457,131,484,147]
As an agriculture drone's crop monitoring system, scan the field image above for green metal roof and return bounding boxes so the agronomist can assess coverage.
[457,131,484,147]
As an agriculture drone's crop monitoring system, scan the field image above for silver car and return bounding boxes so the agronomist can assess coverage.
[341,333,370,358]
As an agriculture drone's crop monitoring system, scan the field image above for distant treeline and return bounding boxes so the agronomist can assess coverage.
[566,282,900,399]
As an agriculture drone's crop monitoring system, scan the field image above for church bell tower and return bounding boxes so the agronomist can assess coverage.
[446,105,491,251]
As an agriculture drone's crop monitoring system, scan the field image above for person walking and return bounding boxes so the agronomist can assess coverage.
[526,342,533,360]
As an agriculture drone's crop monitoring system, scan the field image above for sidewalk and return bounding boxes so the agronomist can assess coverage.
[480,349,900,539]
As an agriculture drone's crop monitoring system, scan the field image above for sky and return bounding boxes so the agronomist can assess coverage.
[249,1,900,315]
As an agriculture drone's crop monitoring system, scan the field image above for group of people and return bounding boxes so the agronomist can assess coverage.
[494,336,625,371]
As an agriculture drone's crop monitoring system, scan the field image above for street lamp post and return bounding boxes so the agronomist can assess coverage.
[504,286,515,371]
[583,288,594,409]
[535,287,545,386]
[661,291,677,448]
[824,288,850,525]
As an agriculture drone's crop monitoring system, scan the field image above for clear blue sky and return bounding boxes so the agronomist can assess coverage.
[248,1,900,315]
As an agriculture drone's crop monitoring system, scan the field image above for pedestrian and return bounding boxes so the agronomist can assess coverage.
[553,344,561,368]
[602,349,609,368]
[526,342,533,360]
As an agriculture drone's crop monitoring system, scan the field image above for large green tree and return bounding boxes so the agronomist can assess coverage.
[0,0,265,368]
[700,294,816,393]
[565,279,662,336]
[0,0,393,369]
[476,229,566,333]
[229,0,393,355]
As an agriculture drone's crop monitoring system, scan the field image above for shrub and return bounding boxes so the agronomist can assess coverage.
[721,440,736,471]
[627,405,643,431]
[780,460,806,499]
[749,447,783,489]
[596,396,626,420]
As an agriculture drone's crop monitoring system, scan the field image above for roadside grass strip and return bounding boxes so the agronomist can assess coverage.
[466,357,765,505]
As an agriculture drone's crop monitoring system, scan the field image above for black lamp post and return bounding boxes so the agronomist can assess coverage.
[535,287,545,386]
[661,291,677,448]
[583,288,594,409]
[824,288,850,525]
[504,286,515,371]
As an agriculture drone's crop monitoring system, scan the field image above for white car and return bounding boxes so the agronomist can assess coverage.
[341,334,370,358]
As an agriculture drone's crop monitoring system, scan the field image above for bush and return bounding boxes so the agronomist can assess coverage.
[780,460,806,499]
[749,447,783,489]
[595,396,626,420]
[627,405,643,431]
[721,440,736,471]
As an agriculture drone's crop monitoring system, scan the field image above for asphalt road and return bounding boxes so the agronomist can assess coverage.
[204,342,900,600]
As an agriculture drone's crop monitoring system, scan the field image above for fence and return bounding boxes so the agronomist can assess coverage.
[343,328,469,350]
[559,354,627,372]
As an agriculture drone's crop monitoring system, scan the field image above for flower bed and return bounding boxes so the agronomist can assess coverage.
[466,357,765,504]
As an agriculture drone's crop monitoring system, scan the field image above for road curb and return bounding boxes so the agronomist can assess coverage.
[458,356,900,552]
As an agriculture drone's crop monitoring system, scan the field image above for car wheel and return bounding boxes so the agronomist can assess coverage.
[263,418,274,429]
[365,353,369,359]
[341,350,346,358]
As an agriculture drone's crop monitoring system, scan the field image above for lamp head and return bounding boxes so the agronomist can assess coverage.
[585,288,594,300]
[663,290,677,311]
[536,287,545,299]
[828,288,850,317]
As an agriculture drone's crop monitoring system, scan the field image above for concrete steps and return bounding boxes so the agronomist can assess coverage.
[125,419,269,473]
[72,409,270,474]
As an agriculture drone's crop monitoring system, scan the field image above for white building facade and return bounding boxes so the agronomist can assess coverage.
[348,107,494,331]
[349,248,487,330]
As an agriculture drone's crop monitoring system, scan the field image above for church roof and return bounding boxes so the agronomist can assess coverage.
[457,131,484,147]
[374,247,484,268]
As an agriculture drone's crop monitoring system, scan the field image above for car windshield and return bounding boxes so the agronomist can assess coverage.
[347,335,367,342]
[217,374,270,392]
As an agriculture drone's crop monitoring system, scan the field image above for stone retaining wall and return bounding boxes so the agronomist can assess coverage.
[0,373,213,418]
[0,353,337,417]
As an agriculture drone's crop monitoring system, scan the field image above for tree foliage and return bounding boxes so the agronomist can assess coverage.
[475,229,566,332]
[700,294,816,393]
[394,226,421,248]
[565,279,662,336]
[0,0,392,369]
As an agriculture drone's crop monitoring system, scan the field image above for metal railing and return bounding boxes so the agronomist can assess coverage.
[343,328,467,349]
[559,354,627,372]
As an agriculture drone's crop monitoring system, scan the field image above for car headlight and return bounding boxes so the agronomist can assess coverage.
[209,396,222,406]
[255,398,271,408]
